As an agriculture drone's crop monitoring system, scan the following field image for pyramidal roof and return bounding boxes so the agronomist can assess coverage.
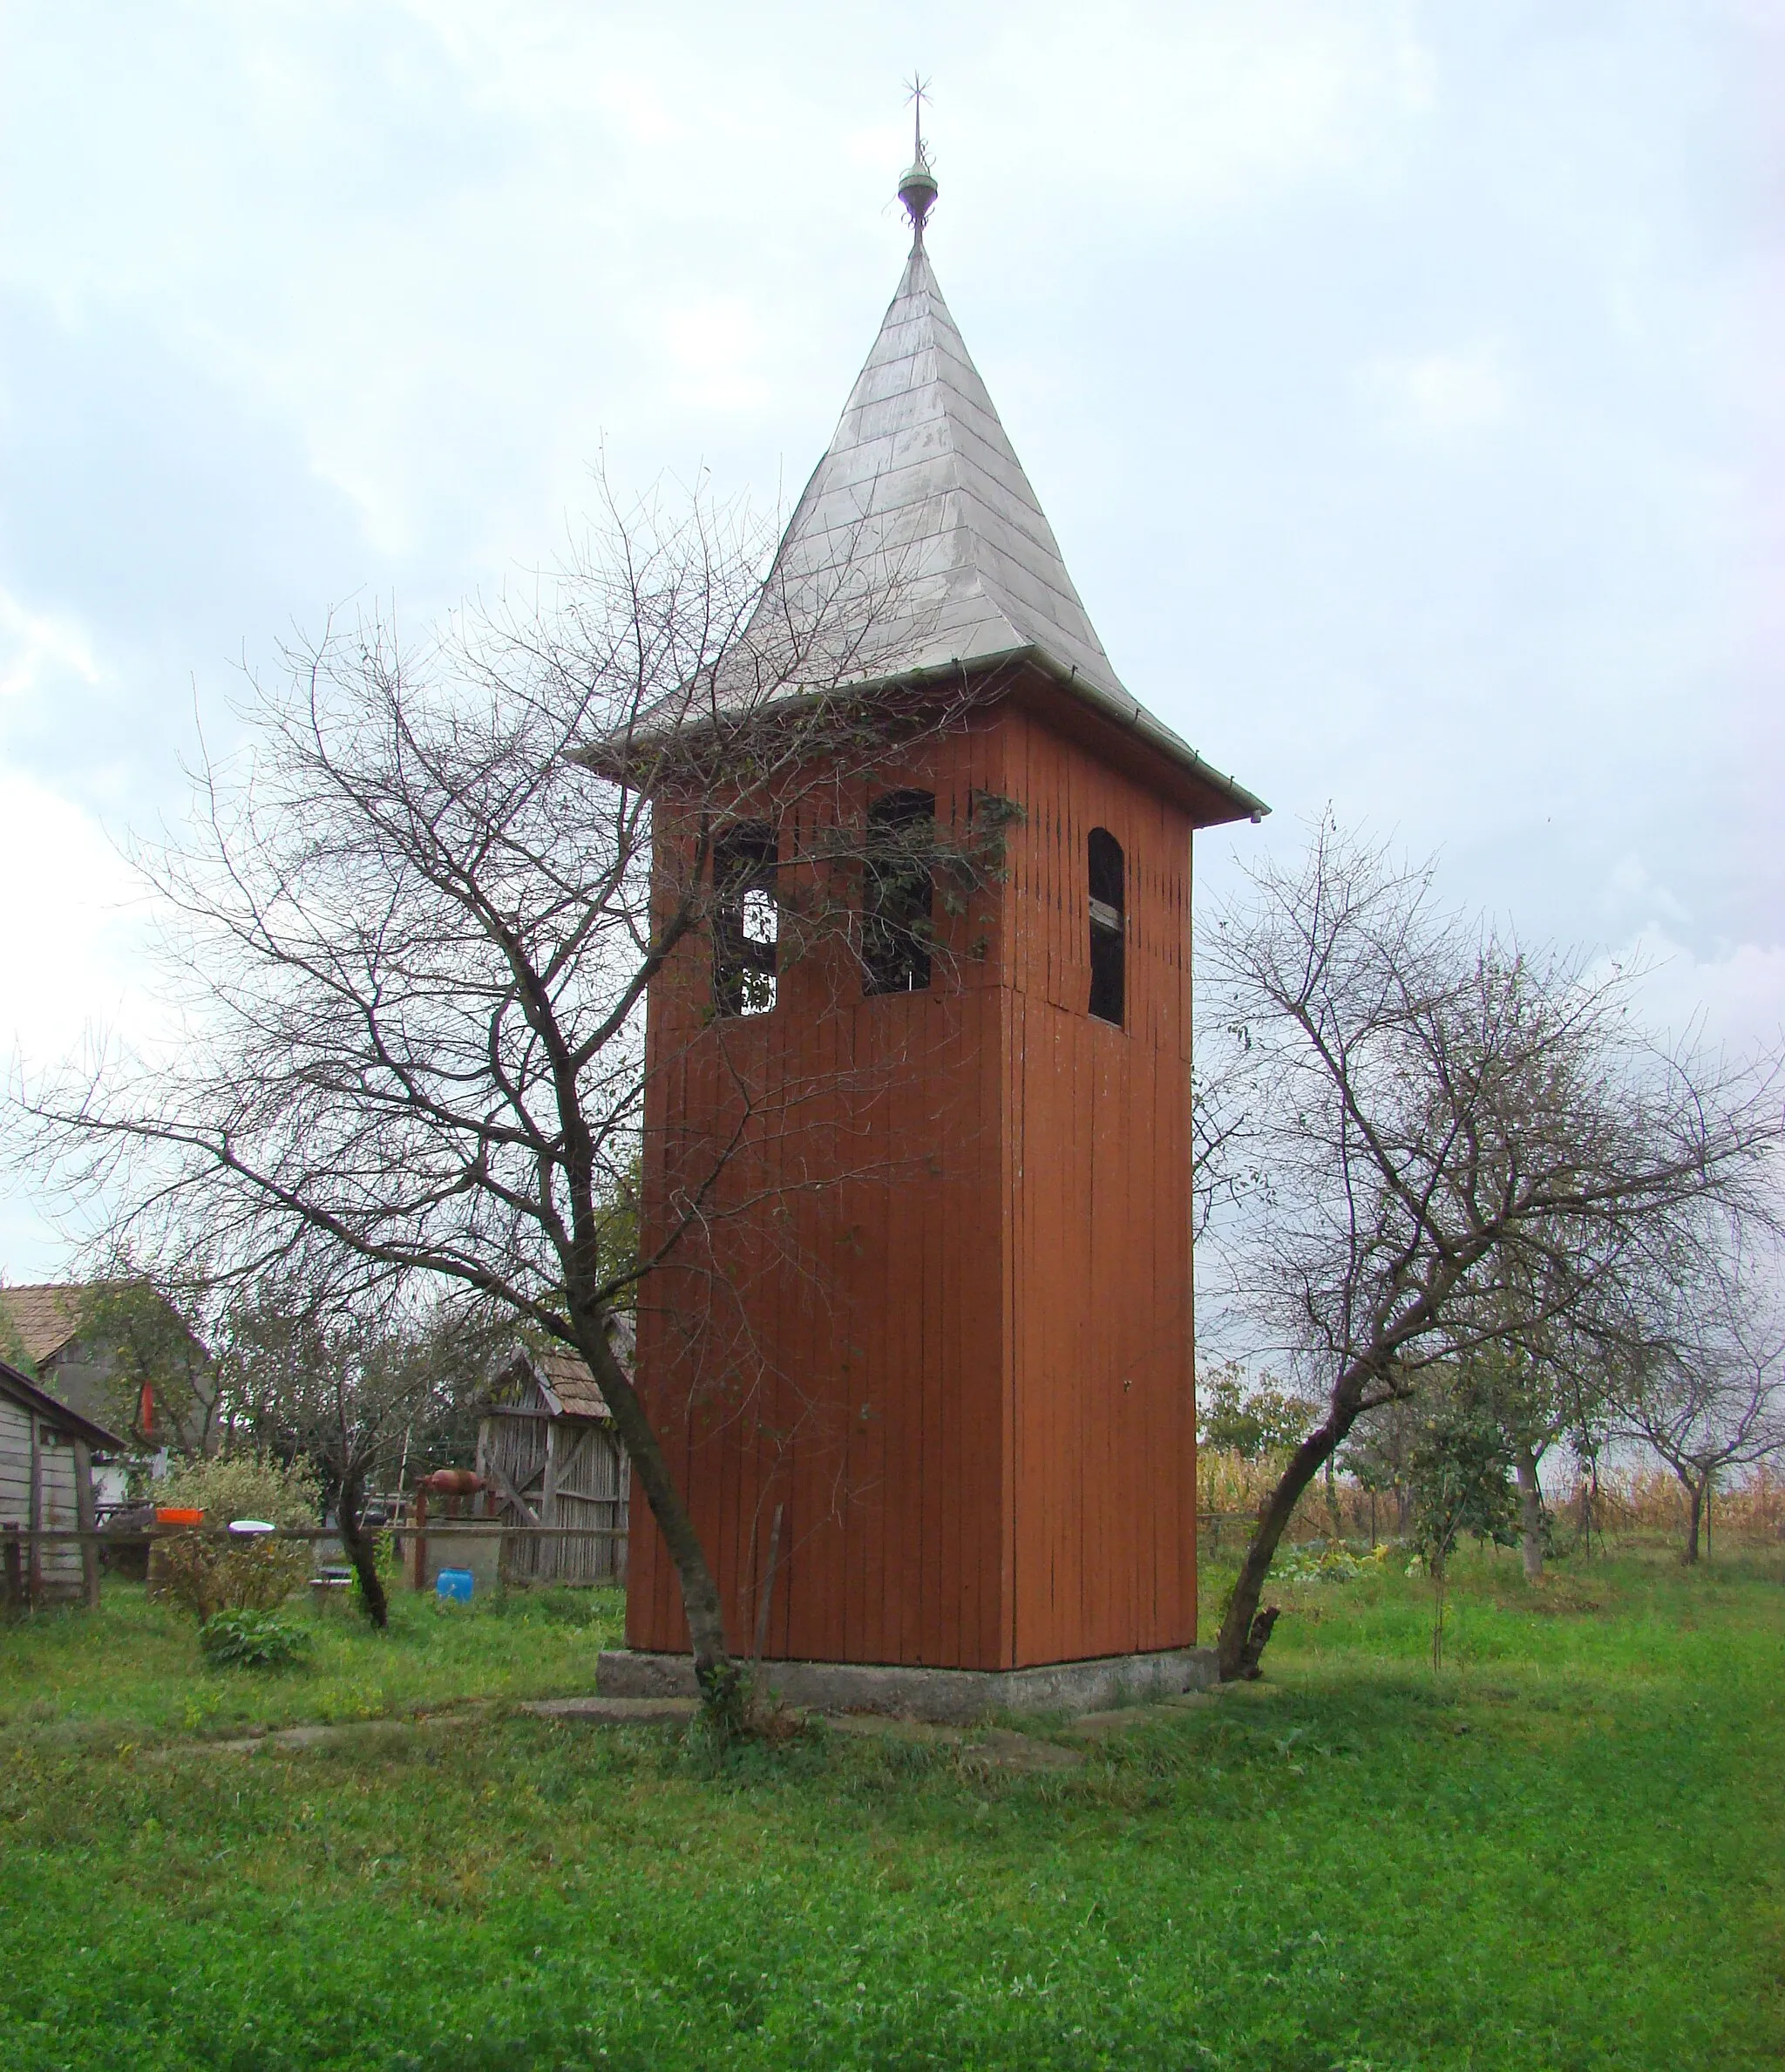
[768,241,1123,701]
[750,221,1266,822]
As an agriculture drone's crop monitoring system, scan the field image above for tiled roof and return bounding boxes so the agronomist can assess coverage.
[0,1284,85,1365]
[534,1346,612,1423]
[489,1317,634,1424]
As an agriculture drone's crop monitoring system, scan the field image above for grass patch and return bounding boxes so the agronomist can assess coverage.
[2,1556,1781,2068]
[0,1579,625,1745]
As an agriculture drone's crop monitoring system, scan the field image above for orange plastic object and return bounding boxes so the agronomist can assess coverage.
[155,1507,205,1526]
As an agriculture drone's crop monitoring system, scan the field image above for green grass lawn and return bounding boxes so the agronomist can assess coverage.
[2,1554,1781,2070]
[0,1581,627,1744]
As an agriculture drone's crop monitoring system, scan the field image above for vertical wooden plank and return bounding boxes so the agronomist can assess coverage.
[892,1001,926,1661]
[990,715,1018,1668]
[73,1437,98,1610]
[26,1412,42,1609]
[626,687,1204,1676]
[927,994,952,1666]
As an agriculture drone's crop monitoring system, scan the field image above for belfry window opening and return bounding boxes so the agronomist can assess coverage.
[1088,826,1125,1027]
[863,790,936,996]
[713,820,778,1017]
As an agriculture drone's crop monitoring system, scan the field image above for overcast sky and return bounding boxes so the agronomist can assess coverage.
[3,1,1781,1277]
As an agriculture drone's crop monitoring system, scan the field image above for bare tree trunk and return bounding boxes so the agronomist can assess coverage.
[576,1312,743,1727]
[1513,1442,1544,1581]
[1681,1473,1704,1565]
[1216,1418,1347,1680]
[336,1464,389,1628]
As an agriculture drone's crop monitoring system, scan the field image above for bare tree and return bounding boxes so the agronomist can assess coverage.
[1197,819,1782,1680]
[1608,1224,1785,1562]
[219,1280,501,1624]
[17,479,999,1726]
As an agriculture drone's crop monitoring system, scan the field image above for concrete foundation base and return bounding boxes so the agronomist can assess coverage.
[594,1644,1218,1723]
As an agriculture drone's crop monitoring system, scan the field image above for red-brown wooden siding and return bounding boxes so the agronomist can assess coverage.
[625,685,1198,1668]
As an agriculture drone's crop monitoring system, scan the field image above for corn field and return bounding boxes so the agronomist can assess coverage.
[1558,1464,1785,1548]
[1196,1450,1785,1554]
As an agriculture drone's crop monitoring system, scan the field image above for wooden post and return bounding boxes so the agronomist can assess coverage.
[26,1413,43,1610]
[540,1423,560,1587]
[72,1438,100,1610]
[2,1524,21,1616]
[411,1484,429,1591]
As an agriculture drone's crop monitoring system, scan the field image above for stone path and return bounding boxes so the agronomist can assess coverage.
[207,1709,488,1756]
[521,1695,698,1726]
[180,1683,1230,1763]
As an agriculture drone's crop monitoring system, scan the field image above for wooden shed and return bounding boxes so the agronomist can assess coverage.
[477,1339,630,1586]
[0,1355,126,1610]
[619,152,1263,1675]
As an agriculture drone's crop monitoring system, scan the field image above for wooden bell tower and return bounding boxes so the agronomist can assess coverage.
[621,138,1264,1684]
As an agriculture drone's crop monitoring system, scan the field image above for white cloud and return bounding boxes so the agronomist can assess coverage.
[0,588,104,703]
[1603,852,1692,930]
[1605,930,1785,1059]
[0,766,156,1075]
[0,0,1776,1275]
[1358,341,1520,451]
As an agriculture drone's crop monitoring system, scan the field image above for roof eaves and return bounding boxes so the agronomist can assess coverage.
[0,1355,130,1453]
[568,643,1268,825]
[1017,646,1270,826]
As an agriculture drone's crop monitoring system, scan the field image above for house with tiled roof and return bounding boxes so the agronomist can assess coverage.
[0,1282,212,1470]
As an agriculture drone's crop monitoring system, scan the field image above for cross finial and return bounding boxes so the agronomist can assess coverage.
[897,75,938,246]
[905,73,931,166]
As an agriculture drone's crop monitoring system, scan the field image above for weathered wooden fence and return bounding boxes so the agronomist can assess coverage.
[0,1522,630,1615]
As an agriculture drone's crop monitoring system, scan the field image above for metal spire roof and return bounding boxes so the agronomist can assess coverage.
[743,153,1268,825]
[764,240,1128,703]
[579,127,1267,825]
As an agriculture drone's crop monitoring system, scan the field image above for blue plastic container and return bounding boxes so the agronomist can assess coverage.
[435,1566,475,1604]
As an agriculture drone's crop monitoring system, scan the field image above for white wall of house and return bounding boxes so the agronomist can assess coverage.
[0,1392,86,1600]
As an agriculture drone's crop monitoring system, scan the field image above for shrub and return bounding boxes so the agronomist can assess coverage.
[159,1450,320,1527]
[199,1608,313,1670]
[152,1451,320,1620]
[1273,1543,1387,1584]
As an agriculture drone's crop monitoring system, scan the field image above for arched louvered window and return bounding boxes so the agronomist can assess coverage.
[712,820,777,1016]
[1088,826,1125,1027]
[863,790,935,995]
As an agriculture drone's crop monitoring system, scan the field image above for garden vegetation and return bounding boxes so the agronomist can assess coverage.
[2,1551,1779,2069]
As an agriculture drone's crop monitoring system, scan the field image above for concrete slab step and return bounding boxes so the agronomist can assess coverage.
[521,1695,697,1725]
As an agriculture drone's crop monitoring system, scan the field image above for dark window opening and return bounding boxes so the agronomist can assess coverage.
[713,820,777,1017]
[1088,825,1125,1026]
[863,789,935,996]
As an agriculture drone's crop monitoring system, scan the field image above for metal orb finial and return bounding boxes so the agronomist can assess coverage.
[899,73,937,243]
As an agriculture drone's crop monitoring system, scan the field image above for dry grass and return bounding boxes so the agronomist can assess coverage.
[1198,1447,1785,1555]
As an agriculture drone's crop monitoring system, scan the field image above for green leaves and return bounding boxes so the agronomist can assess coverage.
[198,1610,313,1671]
[1404,1390,1520,1579]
